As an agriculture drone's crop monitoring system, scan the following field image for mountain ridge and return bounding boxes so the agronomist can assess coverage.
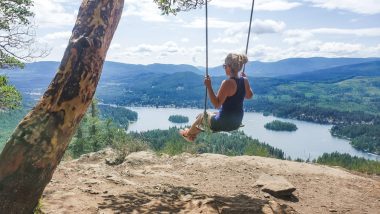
[2,57,380,80]
[207,57,380,77]
[279,61,380,82]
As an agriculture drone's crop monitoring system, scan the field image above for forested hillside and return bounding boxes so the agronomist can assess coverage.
[1,59,380,158]
[280,61,380,82]
[207,57,380,77]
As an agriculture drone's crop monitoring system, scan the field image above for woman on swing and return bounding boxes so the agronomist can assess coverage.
[180,53,254,142]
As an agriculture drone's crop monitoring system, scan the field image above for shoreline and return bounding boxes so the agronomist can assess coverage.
[99,103,380,161]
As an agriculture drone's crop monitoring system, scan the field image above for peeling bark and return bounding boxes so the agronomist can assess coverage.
[0,0,124,212]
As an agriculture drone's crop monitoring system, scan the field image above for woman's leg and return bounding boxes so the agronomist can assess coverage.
[186,113,204,137]
[187,112,215,136]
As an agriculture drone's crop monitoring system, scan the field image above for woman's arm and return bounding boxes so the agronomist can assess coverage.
[244,78,254,99]
[204,76,231,109]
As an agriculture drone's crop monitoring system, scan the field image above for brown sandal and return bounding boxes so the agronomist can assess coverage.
[179,129,195,142]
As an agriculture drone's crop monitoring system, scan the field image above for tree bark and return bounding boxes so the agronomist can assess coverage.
[0,0,124,212]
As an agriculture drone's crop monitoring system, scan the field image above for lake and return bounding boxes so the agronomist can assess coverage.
[126,107,379,161]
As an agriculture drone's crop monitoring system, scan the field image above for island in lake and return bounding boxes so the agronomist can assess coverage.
[265,120,298,132]
[168,115,189,123]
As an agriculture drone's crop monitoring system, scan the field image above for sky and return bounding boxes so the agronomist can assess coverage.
[31,0,380,66]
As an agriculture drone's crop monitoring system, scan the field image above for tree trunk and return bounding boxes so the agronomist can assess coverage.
[0,0,124,212]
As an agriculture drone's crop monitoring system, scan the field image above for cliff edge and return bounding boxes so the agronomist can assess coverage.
[41,149,380,213]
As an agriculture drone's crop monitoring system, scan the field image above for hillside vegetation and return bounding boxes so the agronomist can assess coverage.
[264,120,298,132]
[331,124,380,155]
[168,115,189,123]
[1,59,379,167]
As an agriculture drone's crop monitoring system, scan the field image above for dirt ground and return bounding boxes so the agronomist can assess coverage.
[41,149,380,213]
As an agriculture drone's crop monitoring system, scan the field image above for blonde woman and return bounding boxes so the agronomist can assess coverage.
[180,53,254,142]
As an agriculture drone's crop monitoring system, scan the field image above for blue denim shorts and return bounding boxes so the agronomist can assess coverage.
[210,112,243,132]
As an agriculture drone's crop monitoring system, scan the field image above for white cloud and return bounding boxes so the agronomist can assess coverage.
[312,28,380,37]
[105,39,380,65]
[213,36,244,44]
[40,31,71,41]
[31,0,380,66]
[318,42,363,54]
[257,0,302,11]
[247,40,378,62]
[110,43,122,50]
[284,27,380,44]
[283,30,314,44]
[186,17,285,32]
[107,41,207,65]
[368,44,380,55]
[210,0,302,11]
[117,42,183,57]
[184,17,245,29]
[248,45,283,61]
[32,0,77,28]
[124,0,168,22]
[213,19,285,44]
[253,19,286,34]
[307,0,380,15]
[181,38,190,43]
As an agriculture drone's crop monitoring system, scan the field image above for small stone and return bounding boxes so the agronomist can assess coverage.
[254,174,296,197]
[263,193,271,198]
[181,194,192,202]
[329,209,338,212]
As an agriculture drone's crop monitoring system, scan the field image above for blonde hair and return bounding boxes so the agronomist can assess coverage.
[224,53,248,72]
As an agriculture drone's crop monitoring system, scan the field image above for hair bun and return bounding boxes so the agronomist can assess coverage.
[225,53,249,72]
[240,54,248,64]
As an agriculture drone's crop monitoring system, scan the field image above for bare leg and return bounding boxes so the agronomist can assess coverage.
[180,112,215,142]
[188,112,215,136]
[186,113,204,137]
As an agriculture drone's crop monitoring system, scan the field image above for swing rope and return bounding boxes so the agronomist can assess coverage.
[202,0,255,132]
[243,0,255,74]
[203,0,209,116]
[202,0,211,132]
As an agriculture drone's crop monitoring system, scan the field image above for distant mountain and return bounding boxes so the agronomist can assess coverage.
[0,61,203,91]
[0,61,59,91]
[280,61,380,83]
[101,62,203,79]
[206,57,380,77]
[2,58,380,93]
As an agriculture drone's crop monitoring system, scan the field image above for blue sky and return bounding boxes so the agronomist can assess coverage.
[32,0,380,66]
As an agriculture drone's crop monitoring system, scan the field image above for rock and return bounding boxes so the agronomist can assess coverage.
[77,148,116,163]
[255,174,296,197]
[80,188,100,195]
[105,153,126,166]
[268,200,298,214]
[81,178,102,185]
[181,194,193,202]
[105,175,136,186]
[263,193,271,198]
[122,151,158,167]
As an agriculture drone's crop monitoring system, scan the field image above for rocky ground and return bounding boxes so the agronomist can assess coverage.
[41,149,380,213]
